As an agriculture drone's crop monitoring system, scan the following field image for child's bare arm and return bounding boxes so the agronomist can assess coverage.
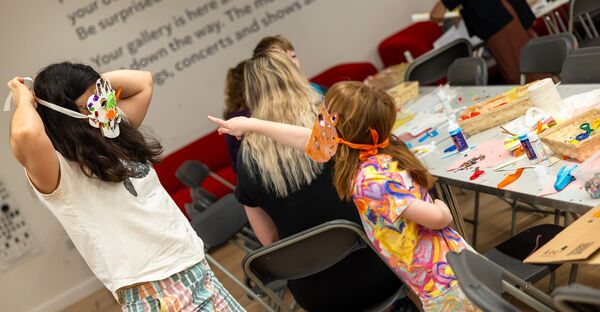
[208,116,310,151]
[402,199,453,230]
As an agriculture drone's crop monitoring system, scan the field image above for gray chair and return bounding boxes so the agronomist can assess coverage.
[448,250,556,312]
[448,57,488,86]
[569,0,600,46]
[242,220,406,312]
[405,38,472,85]
[573,45,600,54]
[520,34,575,84]
[553,284,600,312]
[447,250,518,312]
[561,52,600,83]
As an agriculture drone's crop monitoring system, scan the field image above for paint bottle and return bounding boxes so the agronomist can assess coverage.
[518,130,537,162]
[528,131,548,164]
[448,119,469,152]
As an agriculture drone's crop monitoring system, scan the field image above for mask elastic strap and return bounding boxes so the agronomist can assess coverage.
[34,97,90,119]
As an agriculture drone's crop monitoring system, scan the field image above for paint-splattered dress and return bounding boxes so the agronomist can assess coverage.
[352,154,478,311]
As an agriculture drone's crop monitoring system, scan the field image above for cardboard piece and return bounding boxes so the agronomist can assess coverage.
[525,204,600,265]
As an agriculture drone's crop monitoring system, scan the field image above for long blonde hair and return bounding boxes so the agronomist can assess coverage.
[242,49,322,197]
[326,82,435,200]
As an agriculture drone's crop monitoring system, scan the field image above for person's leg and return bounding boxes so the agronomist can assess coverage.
[485,0,532,84]
[119,261,245,312]
[197,259,246,311]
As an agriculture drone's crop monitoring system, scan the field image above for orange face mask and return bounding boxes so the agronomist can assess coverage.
[305,104,390,162]
[305,104,339,163]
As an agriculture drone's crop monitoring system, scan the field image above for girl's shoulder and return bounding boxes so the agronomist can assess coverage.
[358,154,399,173]
[356,154,412,184]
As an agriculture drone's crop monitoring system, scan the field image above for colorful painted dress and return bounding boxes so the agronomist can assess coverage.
[352,154,478,311]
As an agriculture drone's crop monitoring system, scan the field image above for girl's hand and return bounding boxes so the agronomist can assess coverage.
[430,1,447,24]
[7,77,36,109]
[208,115,253,139]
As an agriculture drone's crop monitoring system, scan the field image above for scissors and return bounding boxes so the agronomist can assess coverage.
[580,123,592,133]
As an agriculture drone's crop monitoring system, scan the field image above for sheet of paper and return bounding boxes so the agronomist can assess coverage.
[447,140,512,171]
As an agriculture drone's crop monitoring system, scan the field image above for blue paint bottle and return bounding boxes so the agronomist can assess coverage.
[518,131,537,162]
[448,119,469,152]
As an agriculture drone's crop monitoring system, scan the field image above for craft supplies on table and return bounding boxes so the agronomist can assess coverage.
[411,144,437,159]
[365,63,409,91]
[540,108,600,161]
[555,164,578,191]
[393,112,447,137]
[447,140,510,171]
[527,78,564,114]
[572,150,600,199]
[386,82,420,110]
[519,131,538,162]
[458,84,532,136]
[448,118,469,152]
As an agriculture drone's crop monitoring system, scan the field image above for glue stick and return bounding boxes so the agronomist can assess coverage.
[448,119,469,152]
[518,130,537,162]
[528,132,548,164]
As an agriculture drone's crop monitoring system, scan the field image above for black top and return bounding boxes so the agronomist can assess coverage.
[236,150,404,311]
[224,108,251,173]
[442,0,535,40]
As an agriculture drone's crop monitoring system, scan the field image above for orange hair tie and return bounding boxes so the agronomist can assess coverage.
[336,128,389,161]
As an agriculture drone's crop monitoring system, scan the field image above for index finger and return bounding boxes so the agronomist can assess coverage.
[208,115,226,127]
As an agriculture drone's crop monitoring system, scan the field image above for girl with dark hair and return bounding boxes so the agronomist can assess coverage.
[7,62,243,312]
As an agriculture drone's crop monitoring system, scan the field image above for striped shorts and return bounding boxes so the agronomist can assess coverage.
[118,260,245,312]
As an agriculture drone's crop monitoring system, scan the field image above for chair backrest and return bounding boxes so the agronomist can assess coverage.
[309,62,378,88]
[405,38,472,85]
[190,193,247,250]
[243,220,372,285]
[447,57,488,86]
[520,34,574,74]
[573,46,600,55]
[447,250,519,312]
[552,284,600,312]
[561,52,600,83]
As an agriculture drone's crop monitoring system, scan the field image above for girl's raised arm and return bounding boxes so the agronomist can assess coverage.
[8,77,59,194]
[208,116,311,151]
[103,70,153,129]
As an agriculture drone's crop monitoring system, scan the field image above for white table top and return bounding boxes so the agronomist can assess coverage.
[409,84,600,214]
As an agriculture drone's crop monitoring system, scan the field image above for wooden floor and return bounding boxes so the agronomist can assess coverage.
[62,189,600,312]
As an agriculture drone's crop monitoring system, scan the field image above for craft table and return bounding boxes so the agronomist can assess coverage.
[408,84,600,240]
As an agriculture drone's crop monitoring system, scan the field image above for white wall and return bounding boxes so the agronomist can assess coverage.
[0,0,436,311]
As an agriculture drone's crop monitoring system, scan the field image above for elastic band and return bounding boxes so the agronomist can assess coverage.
[335,128,390,161]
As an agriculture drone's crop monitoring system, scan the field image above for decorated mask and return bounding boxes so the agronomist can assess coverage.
[305,104,339,163]
[85,79,122,138]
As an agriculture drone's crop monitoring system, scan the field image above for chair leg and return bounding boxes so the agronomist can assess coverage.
[472,191,480,249]
[554,209,561,226]
[569,264,579,285]
[511,200,518,237]
[549,271,556,291]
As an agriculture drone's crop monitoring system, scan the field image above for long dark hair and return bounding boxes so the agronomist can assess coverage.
[34,62,163,183]
[223,60,248,118]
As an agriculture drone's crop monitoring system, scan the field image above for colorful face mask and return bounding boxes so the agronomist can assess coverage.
[84,79,122,138]
[305,104,339,163]
[305,104,391,162]
[4,77,123,138]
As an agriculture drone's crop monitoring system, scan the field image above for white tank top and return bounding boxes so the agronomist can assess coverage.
[28,152,205,298]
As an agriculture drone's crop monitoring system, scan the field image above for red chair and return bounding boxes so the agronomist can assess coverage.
[378,22,443,68]
[154,130,236,219]
[310,62,378,88]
